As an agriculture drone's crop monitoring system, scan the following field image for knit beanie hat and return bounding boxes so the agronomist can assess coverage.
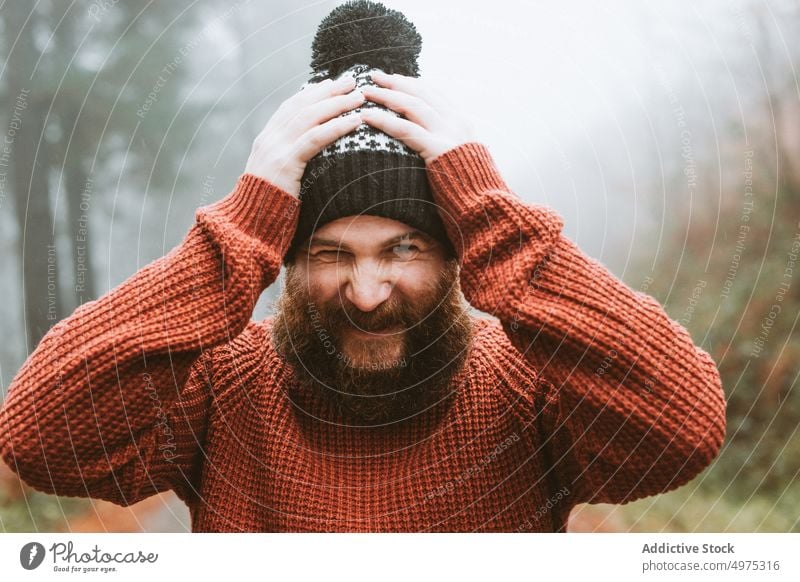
[284,0,455,264]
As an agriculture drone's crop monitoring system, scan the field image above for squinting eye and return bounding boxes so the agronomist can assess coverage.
[313,249,346,261]
[392,243,419,260]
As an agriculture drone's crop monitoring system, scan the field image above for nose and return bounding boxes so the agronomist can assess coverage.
[344,260,394,312]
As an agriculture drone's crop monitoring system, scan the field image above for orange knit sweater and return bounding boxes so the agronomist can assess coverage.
[0,142,726,532]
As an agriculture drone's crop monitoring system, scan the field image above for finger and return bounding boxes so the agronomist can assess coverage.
[294,74,356,107]
[360,108,429,153]
[369,71,449,109]
[292,89,365,135]
[294,112,362,162]
[257,77,357,143]
[361,86,437,129]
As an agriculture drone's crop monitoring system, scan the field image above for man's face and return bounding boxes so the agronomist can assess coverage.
[296,214,449,365]
[272,214,473,425]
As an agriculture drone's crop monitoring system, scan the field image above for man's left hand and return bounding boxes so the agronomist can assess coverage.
[360,71,477,164]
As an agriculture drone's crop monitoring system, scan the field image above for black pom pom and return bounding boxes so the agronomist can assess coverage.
[310,0,421,78]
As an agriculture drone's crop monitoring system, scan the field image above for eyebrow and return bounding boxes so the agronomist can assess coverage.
[307,230,430,251]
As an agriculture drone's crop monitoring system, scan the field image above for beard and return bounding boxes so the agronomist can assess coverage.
[271,259,473,427]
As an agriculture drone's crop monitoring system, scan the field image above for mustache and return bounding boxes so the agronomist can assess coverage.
[318,296,407,332]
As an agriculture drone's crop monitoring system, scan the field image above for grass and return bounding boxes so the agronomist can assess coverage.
[569,484,800,532]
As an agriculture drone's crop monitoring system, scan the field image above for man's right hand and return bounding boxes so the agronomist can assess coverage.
[244,74,365,198]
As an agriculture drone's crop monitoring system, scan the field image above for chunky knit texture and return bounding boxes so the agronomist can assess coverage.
[0,142,727,532]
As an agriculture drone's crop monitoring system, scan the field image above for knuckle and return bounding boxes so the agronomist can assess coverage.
[285,116,302,135]
[321,78,337,94]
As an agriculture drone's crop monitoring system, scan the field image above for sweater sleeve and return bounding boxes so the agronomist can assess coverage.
[0,173,300,507]
[426,142,727,506]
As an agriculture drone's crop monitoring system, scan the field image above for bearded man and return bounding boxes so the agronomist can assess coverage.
[0,1,726,532]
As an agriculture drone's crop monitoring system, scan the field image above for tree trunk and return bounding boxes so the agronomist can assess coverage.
[3,4,61,354]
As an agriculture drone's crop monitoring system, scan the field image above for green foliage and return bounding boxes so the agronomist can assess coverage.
[629,145,800,530]
[0,486,88,532]
[574,473,800,532]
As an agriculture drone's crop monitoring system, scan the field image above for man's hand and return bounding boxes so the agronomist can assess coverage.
[360,71,477,164]
[244,75,365,197]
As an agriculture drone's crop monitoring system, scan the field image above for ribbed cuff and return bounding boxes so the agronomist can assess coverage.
[426,142,512,217]
[198,173,301,254]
